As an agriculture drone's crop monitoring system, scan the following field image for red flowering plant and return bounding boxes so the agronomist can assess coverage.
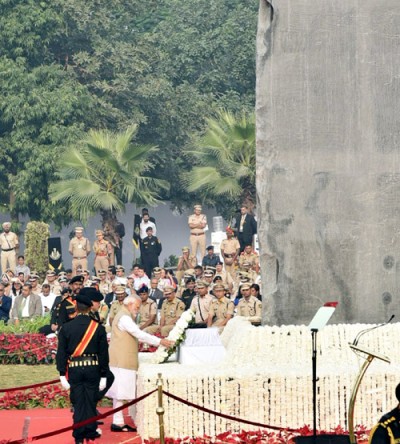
[0,384,70,409]
[0,333,57,364]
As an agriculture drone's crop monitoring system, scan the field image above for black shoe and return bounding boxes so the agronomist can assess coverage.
[111,423,137,432]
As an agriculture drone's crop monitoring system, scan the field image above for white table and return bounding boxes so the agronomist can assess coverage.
[179,328,226,365]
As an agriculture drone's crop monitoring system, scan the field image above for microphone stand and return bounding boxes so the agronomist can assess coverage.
[347,316,394,444]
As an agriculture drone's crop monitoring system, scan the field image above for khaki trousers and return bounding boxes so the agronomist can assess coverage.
[160,324,174,337]
[190,234,206,263]
[72,257,88,275]
[94,256,110,275]
[1,250,16,274]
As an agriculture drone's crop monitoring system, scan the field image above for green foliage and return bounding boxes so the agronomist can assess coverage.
[0,316,50,334]
[50,127,169,223]
[24,221,50,275]
[182,110,256,219]
[164,255,179,268]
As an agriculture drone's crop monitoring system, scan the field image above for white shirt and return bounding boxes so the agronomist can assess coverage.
[21,295,30,318]
[139,221,156,239]
[40,292,57,316]
[117,314,161,347]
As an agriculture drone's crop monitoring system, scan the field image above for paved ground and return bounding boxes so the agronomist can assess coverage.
[0,407,141,444]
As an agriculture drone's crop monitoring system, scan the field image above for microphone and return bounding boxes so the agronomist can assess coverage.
[352,314,395,346]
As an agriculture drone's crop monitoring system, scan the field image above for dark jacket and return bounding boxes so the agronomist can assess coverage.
[0,295,12,322]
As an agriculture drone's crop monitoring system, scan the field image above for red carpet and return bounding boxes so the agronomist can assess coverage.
[0,407,142,444]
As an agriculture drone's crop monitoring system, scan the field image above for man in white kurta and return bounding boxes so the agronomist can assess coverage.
[106,295,173,431]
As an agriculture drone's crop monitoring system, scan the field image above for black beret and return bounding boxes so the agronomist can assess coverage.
[75,294,92,307]
[138,285,149,294]
[70,275,84,284]
[79,287,103,302]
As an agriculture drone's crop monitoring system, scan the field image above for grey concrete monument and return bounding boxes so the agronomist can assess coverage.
[257,0,400,325]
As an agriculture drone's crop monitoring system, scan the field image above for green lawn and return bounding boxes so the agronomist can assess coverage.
[0,364,59,389]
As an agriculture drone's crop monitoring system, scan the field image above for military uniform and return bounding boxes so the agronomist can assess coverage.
[139,298,158,334]
[180,288,196,310]
[0,223,18,275]
[159,297,185,336]
[239,251,260,271]
[237,295,262,324]
[56,309,110,443]
[369,407,400,444]
[176,247,197,283]
[109,300,124,325]
[208,296,235,328]
[141,235,162,278]
[69,228,91,276]
[57,294,78,326]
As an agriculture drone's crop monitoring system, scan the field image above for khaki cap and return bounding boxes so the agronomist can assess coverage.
[241,283,252,290]
[115,286,126,294]
[195,280,209,288]
[75,227,84,232]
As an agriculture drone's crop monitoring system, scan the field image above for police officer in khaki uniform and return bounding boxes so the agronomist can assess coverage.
[93,230,112,276]
[159,285,185,336]
[137,286,158,334]
[43,270,62,296]
[69,227,91,276]
[0,222,19,275]
[220,226,240,279]
[239,245,260,273]
[176,246,197,284]
[190,280,214,326]
[108,286,127,326]
[98,269,111,296]
[236,283,262,325]
[188,205,207,262]
[207,283,234,331]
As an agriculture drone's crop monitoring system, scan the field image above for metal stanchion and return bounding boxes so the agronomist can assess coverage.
[156,373,165,444]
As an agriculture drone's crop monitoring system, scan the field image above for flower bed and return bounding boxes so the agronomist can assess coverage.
[0,384,69,409]
[0,333,57,364]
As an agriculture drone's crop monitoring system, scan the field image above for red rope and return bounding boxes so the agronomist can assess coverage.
[163,390,298,433]
[6,389,157,444]
[0,379,59,393]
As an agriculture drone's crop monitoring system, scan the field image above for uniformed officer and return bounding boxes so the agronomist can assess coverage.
[180,277,197,310]
[0,222,19,275]
[137,286,158,334]
[176,246,197,284]
[93,230,112,275]
[159,285,185,336]
[207,283,234,331]
[220,226,240,279]
[369,383,400,444]
[188,204,207,262]
[108,286,127,326]
[69,227,91,276]
[190,280,214,327]
[141,227,162,278]
[236,283,262,325]
[57,290,110,444]
[56,275,84,328]
[43,270,62,296]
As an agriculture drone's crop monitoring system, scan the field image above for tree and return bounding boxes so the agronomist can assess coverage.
[182,110,256,219]
[49,126,169,229]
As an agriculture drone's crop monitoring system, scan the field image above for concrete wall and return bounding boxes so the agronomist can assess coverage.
[256,0,400,325]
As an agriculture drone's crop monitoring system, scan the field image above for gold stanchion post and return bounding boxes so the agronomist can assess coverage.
[156,373,165,444]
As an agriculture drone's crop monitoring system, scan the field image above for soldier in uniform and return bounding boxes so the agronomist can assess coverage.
[188,204,207,263]
[93,230,112,276]
[207,283,234,331]
[137,286,158,334]
[220,227,240,279]
[176,246,197,284]
[69,227,91,276]
[141,227,162,278]
[56,275,84,327]
[97,269,111,296]
[190,280,214,327]
[57,290,110,444]
[29,273,42,296]
[159,285,185,336]
[215,261,234,293]
[202,246,220,268]
[0,222,19,275]
[236,283,262,325]
[369,383,400,444]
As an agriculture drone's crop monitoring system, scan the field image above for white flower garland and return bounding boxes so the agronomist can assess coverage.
[152,309,195,364]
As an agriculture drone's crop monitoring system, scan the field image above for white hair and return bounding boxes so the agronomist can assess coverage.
[123,295,141,306]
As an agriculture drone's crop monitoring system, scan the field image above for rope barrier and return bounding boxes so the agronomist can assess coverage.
[162,390,298,433]
[6,389,157,444]
[0,379,59,393]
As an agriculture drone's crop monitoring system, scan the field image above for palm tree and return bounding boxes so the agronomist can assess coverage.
[49,126,169,228]
[183,110,256,215]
